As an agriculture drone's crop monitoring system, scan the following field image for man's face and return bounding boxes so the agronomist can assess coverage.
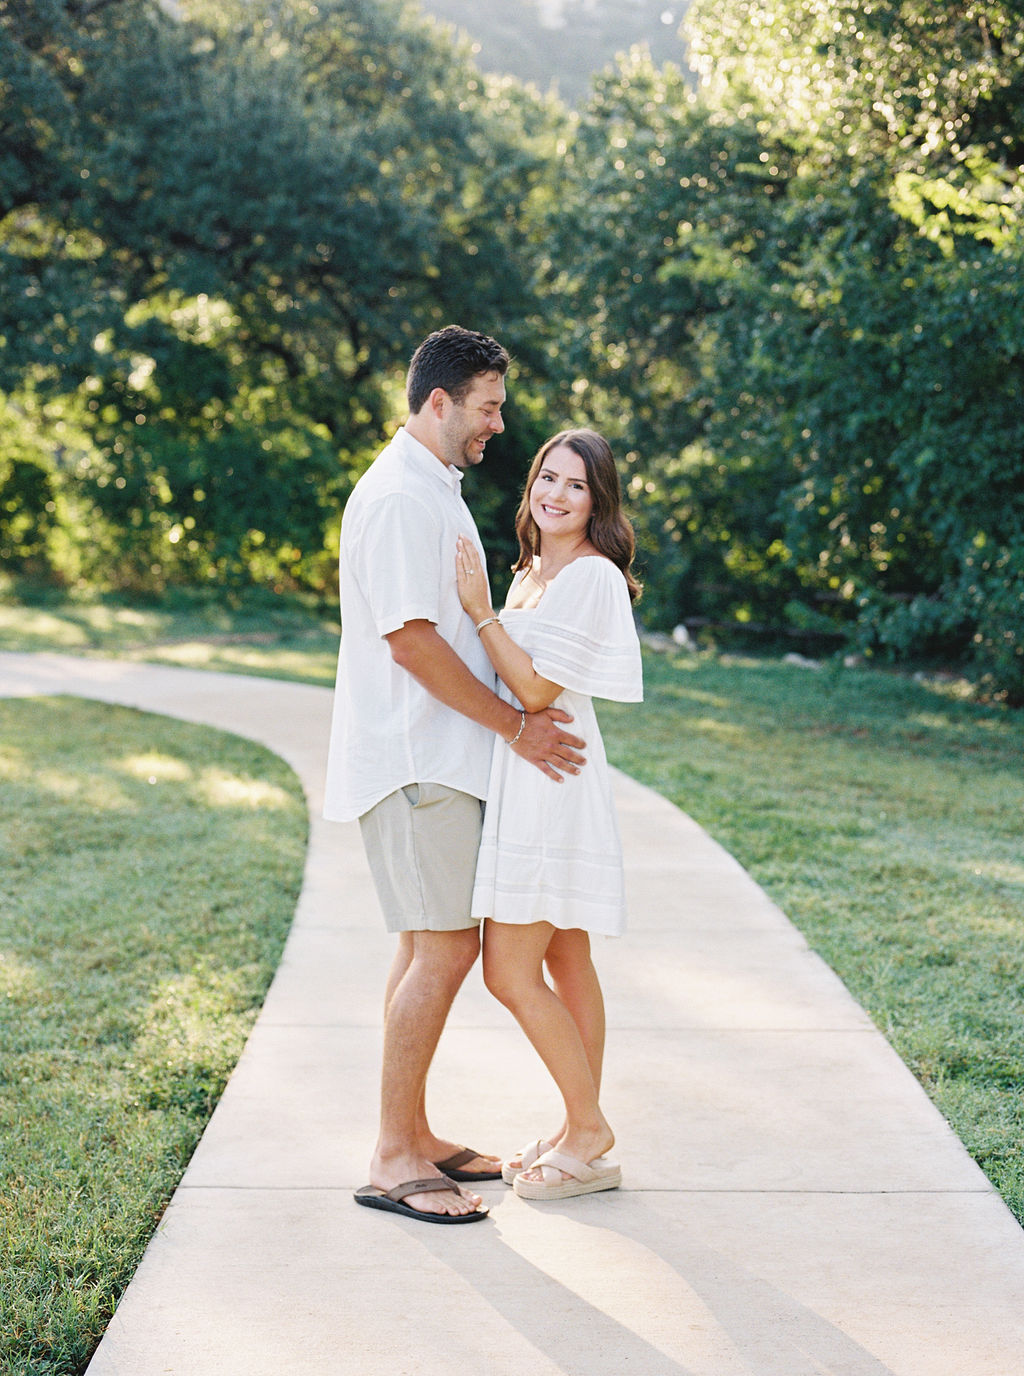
[440,371,506,469]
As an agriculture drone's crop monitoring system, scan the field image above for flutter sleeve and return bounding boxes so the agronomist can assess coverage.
[528,557,643,702]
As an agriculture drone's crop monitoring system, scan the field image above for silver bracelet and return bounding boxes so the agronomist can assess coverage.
[476,614,501,633]
[504,710,526,747]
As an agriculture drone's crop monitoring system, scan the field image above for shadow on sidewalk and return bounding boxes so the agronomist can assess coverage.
[413,1191,897,1376]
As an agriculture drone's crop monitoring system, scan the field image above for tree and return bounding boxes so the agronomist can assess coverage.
[684,0,1024,690]
[0,0,573,592]
[550,3,1024,694]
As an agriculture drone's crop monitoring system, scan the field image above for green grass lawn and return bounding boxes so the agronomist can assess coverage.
[0,693,307,1375]
[1,589,1022,1371]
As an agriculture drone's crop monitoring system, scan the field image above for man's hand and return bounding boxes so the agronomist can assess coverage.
[385,621,585,781]
[512,706,586,781]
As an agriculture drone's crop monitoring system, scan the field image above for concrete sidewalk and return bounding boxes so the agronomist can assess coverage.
[3,650,1022,1376]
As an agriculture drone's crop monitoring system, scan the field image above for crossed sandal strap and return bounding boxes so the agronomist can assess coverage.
[532,1150,597,1183]
[386,1177,459,1202]
[519,1139,552,1171]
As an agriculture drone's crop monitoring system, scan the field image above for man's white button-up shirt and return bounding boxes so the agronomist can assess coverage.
[323,426,496,823]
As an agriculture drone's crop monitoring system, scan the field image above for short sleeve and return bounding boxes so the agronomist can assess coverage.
[529,558,643,702]
[353,492,444,636]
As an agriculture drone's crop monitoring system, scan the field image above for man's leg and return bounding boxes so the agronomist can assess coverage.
[384,933,500,1176]
[359,783,498,1215]
[369,926,481,1216]
[383,933,430,1149]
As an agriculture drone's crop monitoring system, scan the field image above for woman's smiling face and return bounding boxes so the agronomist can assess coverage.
[528,444,593,542]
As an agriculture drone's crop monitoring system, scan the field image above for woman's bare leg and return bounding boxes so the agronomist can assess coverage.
[483,919,613,1175]
[545,927,606,1095]
[503,928,606,1170]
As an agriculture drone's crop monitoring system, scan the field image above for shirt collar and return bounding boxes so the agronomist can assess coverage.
[395,426,465,493]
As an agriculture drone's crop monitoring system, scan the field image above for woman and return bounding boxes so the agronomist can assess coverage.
[455,428,643,1200]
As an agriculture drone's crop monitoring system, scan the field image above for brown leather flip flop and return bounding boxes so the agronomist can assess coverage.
[433,1147,504,1182]
[354,1177,489,1224]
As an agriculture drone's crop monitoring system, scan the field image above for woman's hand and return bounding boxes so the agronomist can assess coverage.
[456,536,493,623]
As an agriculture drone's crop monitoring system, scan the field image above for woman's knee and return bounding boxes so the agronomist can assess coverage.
[482,921,552,1008]
[482,949,517,1007]
[545,929,593,984]
[482,948,543,1014]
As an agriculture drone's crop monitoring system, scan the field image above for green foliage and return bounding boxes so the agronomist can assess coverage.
[550,2,1024,696]
[683,0,1024,694]
[687,0,1024,178]
[548,56,821,629]
[0,454,57,573]
[3,0,1023,693]
[0,0,572,597]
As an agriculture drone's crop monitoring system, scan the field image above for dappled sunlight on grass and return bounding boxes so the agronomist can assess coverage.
[0,743,25,776]
[0,950,44,1000]
[0,607,92,647]
[197,768,295,809]
[137,641,238,667]
[135,968,254,1114]
[27,767,135,810]
[907,709,1019,746]
[0,594,340,686]
[956,857,1024,888]
[662,684,734,709]
[688,715,751,743]
[0,602,170,650]
[910,710,974,731]
[85,606,155,631]
[916,674,990,704]
[118,753,193,783]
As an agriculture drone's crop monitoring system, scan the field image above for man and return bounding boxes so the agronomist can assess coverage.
[324,326,586,1223]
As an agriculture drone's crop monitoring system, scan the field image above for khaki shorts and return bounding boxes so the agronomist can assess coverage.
[359,783,484,933]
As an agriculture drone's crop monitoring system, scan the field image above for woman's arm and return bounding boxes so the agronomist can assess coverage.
[456,537,563,713]
[386,619,584,779]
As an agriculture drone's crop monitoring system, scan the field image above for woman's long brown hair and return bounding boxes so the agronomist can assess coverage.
[513,429,642,603]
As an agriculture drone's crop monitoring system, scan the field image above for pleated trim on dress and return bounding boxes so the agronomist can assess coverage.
[473,836,626,935]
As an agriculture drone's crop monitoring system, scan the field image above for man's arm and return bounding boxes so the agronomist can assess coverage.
[385,620,586,782]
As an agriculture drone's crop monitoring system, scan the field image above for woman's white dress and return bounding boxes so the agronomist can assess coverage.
[471,556,643,936]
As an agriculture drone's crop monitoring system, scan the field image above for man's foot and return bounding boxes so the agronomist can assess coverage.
[423,1132,502,1181]
[369,1151,484,1217]
[355,1177,489,1223]
[433,1145,504,1182]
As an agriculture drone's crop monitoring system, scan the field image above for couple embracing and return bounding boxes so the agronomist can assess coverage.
[324,326,642,1224]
